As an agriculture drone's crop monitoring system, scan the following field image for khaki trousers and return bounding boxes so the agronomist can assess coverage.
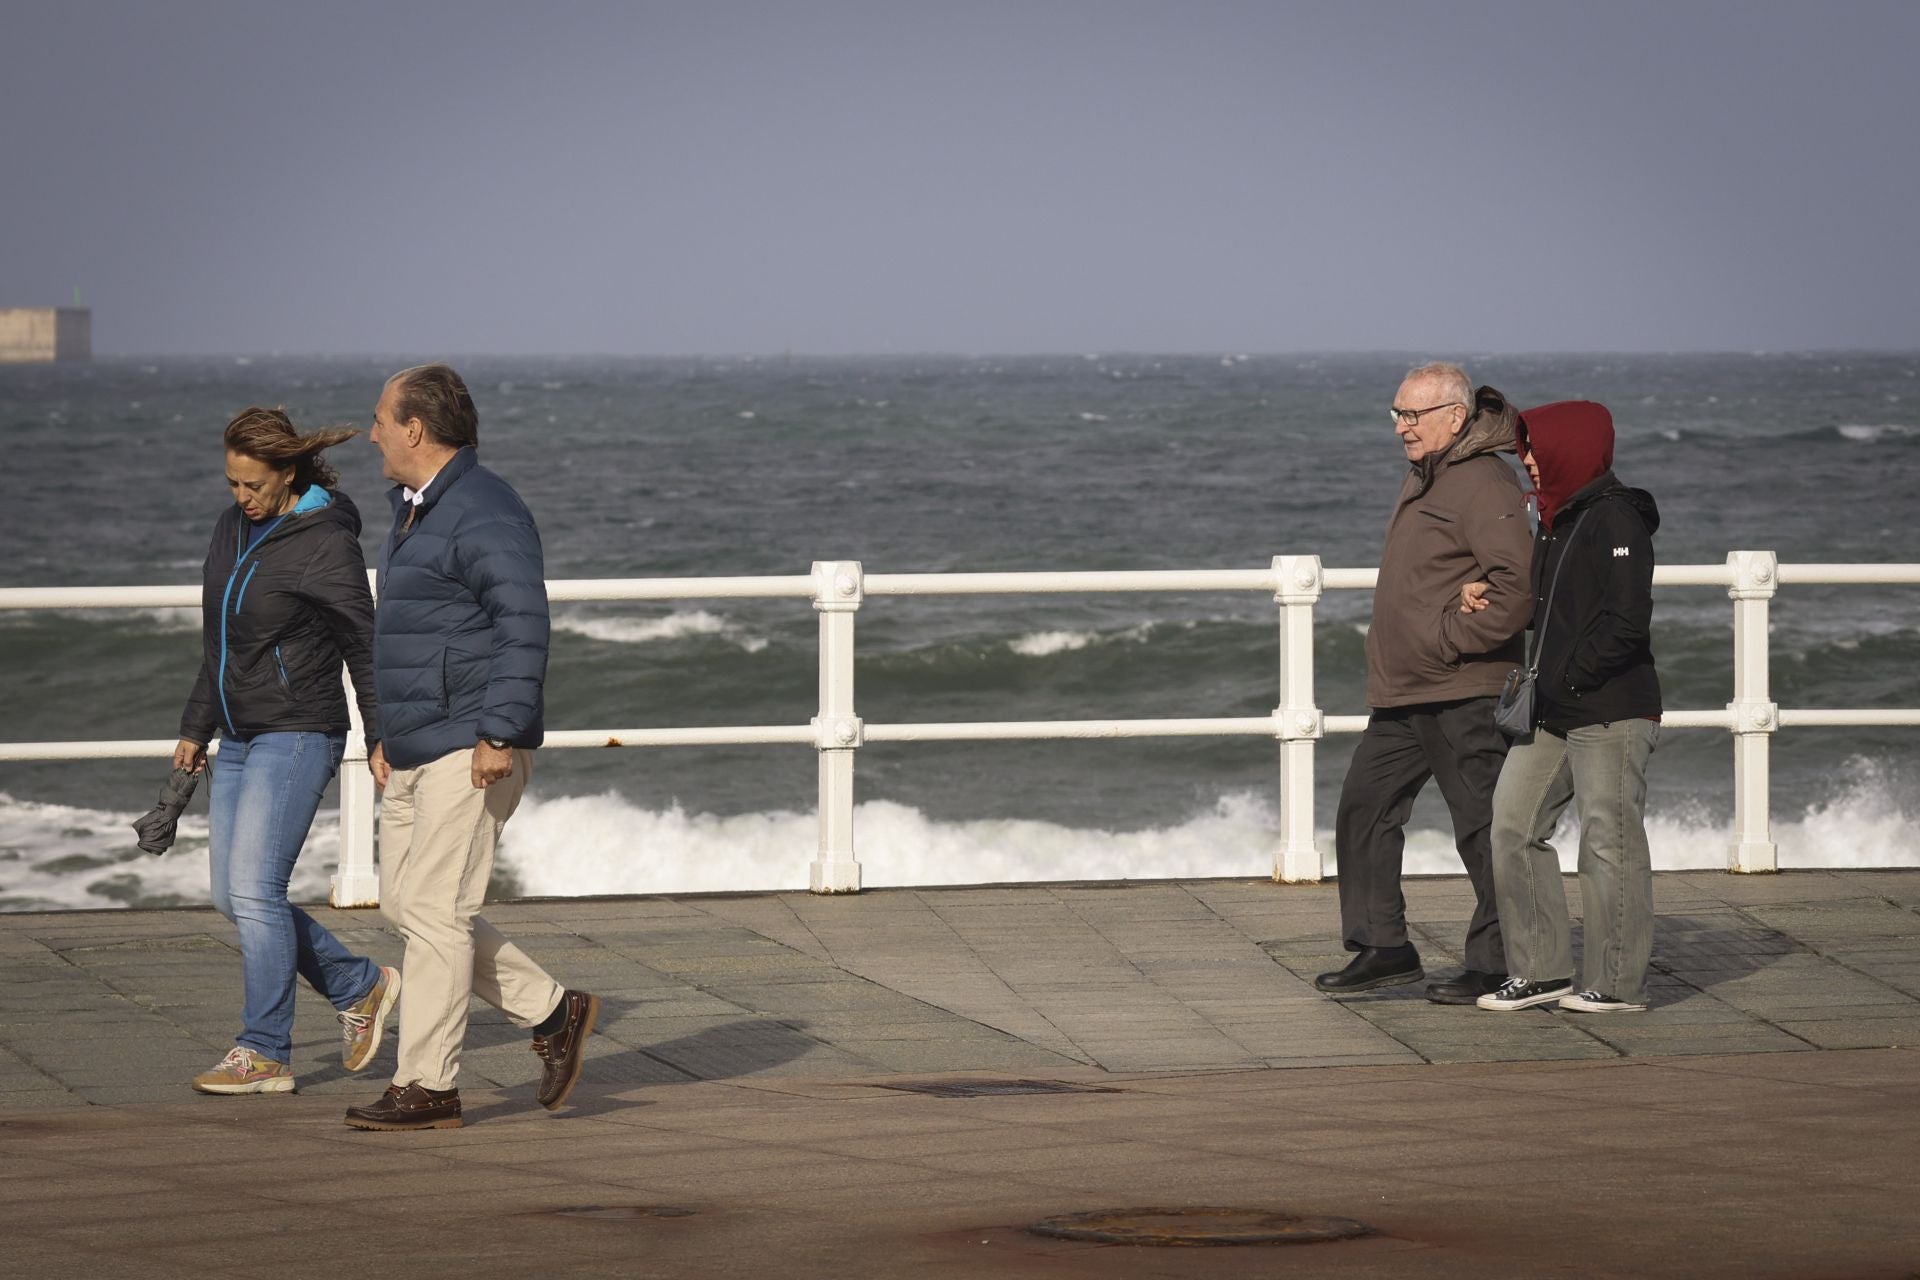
[378,747,563,1090]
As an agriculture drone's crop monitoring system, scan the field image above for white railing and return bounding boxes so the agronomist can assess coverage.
[2,552,1917,905]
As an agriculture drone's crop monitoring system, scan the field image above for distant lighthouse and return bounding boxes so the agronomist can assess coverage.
[0,308,92,363]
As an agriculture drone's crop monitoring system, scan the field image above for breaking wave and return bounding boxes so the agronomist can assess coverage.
[1008,624,1153,657]
[492,782,1920,896]
[1834,423,1920,443]
[9,773,1914,913]
[552,608,769,653]
[0,791,337,912]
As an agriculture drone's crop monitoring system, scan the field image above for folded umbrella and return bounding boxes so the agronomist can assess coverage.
[132,767,202,856]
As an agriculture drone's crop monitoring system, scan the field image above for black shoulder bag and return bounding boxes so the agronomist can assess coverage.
[1493,508,1590,739]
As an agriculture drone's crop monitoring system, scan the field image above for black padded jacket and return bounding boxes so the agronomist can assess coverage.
[1528,472,1662,732]
[179,487,380,749]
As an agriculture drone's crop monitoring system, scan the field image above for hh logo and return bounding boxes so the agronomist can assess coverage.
[1612,546,1631,557]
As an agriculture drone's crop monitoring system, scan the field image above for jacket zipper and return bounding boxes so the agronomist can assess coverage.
[234,562,261,614]
[274,644,291,692]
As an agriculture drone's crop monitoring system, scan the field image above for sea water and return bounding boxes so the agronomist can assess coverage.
[1,352,1915,909]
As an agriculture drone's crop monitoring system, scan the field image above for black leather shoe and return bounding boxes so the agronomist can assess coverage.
[1314,945,1423,994]
[344,1082,462,1131]
[1425,970,1508,1005]
[533,989,600,1110]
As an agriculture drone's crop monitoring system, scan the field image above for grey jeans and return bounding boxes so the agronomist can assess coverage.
[1489,719,1659,1003]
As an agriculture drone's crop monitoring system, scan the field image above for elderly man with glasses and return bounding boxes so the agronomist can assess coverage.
[1315,361,1533,1004]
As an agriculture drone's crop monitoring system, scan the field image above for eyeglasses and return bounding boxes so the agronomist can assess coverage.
[1389,402,1463,428]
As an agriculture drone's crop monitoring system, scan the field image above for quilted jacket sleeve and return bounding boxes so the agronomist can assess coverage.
[180,663,219,746]
[179,529,221,746]
[455,506,550,744]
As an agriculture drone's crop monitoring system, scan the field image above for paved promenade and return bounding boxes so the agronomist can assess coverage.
[3,869,1917,1278]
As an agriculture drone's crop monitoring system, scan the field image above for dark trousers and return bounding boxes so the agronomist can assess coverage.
[1335,697,1510,974]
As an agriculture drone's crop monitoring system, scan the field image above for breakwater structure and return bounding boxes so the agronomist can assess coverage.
[1,552,1917,905]
[0,307,91,363]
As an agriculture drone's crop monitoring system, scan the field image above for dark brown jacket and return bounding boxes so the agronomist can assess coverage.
[1364,385,1534,708]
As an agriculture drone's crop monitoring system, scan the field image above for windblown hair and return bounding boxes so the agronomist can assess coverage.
[386,363,479,449]
[223,407,358,492]
[1405,361,1473,413]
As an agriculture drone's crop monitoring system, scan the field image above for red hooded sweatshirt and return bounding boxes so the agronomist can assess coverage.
[1513,399,1662,730]
[1516,401,1613,530]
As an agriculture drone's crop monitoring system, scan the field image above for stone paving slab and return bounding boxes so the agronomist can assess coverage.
[2,868,1917,1096]
[0,868,1917,1277]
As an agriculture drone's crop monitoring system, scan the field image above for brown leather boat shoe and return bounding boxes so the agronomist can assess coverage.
[343,1082,462,1131]
[532,989,599,1110]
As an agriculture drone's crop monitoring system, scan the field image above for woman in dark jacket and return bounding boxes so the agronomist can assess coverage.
[175,407,400,1093]
[1461,400,1662,1014]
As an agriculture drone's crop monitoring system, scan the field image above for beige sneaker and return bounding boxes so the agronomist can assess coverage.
[192,1046,294,1095]
[338,965,401,1072]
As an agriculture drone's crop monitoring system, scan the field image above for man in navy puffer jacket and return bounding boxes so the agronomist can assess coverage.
[343,364,598,1132]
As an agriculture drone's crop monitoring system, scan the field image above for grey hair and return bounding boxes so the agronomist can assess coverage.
[1405,361,1473,412]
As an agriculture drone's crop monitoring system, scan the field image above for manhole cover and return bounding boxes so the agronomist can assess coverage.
[873,1079,1122,1098]
[544,1206,695,1221]
[1028,1207,1371,1247]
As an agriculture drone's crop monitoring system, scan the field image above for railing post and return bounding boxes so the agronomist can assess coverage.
[1727,550,1779,874]
[1272,555,1325,883]
[810,561,864,893]
[330,663,381,907]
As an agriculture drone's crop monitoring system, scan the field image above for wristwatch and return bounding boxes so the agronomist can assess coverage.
[481,736,511,750]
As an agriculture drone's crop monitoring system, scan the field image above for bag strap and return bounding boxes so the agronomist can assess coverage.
[1525,507,1592,675]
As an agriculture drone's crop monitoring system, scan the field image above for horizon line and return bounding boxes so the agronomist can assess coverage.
[43,346,1920,362]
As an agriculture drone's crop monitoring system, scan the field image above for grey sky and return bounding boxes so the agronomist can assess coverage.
[4,1,1916,355]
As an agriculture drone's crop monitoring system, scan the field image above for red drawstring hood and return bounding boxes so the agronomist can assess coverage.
[1516,400,1614,529]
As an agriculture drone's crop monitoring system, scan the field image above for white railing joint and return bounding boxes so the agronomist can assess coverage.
[1728,699,1781,735]
[1273,707,1324,741]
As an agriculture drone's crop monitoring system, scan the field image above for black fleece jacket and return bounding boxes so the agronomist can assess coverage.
[180,488,380,749]
[1529,471,1663,732]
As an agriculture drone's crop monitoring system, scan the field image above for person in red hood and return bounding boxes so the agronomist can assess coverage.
[1460,399,1663,1014]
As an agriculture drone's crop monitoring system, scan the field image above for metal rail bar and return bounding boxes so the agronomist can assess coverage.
[3,554,1916,896]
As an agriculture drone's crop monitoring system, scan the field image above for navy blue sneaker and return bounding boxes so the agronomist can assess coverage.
[1559,990,1648,1013]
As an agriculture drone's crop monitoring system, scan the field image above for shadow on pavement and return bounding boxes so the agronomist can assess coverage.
[465,1009,824,1119]
[1636,910,1804,991]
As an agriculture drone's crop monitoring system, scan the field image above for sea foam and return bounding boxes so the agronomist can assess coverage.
[4,770,1915,913]
[1008,623,1153,657]
[1836,423,1919,442]
[1008,630,1096,656]
[493,783,1920,896]
[552,608,768,652]
[0,792,336,912]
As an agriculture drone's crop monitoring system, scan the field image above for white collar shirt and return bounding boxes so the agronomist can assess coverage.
[402,462,448,507]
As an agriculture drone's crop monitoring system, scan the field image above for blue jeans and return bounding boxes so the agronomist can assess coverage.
[209,731,379,1064]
